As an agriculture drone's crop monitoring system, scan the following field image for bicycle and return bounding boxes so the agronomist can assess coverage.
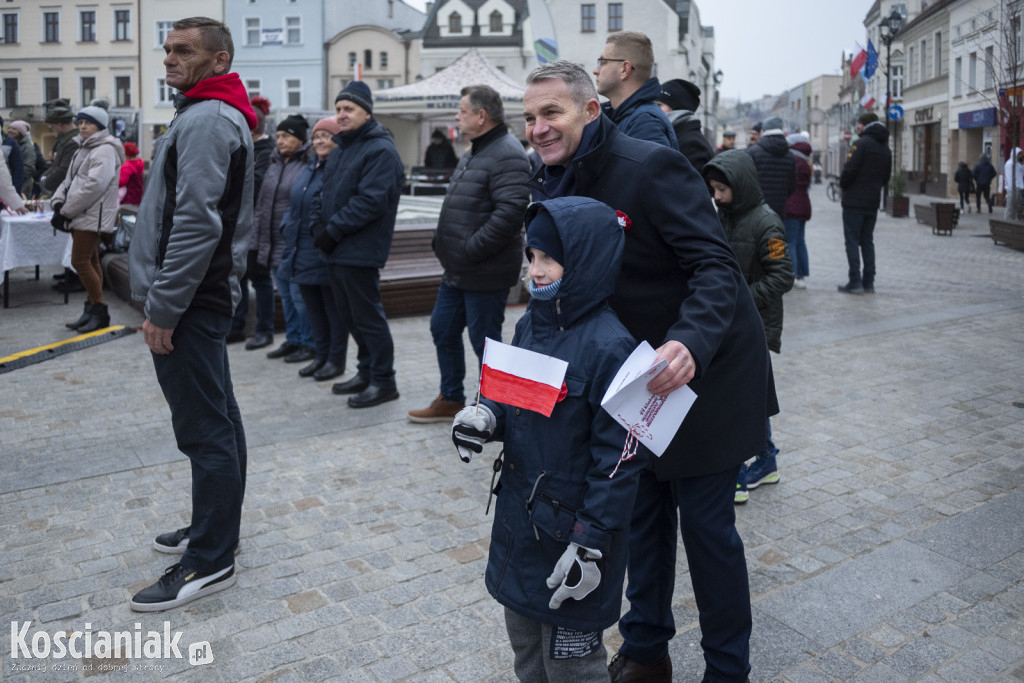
[826,174,842,203]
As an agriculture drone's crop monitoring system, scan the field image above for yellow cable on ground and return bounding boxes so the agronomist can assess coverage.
[0,325,132,364]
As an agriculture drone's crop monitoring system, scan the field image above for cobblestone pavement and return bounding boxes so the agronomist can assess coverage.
[1,184,1023,682]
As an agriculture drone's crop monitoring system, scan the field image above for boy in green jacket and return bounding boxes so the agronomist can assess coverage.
[703,149,793,504]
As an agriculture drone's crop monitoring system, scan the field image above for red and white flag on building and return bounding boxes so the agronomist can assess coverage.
[850,43,867,78]
[859,92,876,110]
[480,338,568,417]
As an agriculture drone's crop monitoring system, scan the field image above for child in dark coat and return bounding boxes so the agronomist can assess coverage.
[451,196,647,680]
[703,150,793,504]
[954,161,975,213]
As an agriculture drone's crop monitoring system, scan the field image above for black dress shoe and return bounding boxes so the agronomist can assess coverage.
[332,376,370,395]
[608,652,672,683]
[267,342,301,359]
[284,346,317,363]
[245,333,273,350]
[313,362,344,381]
[226,331,247,344]
[347,385,399,408]
[298,359,325,378]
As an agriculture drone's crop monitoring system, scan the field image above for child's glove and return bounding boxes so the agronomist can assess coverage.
[451,404,496,463]
[546,542,602,609]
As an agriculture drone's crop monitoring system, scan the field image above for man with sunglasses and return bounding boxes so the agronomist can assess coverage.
[593,31,677,149]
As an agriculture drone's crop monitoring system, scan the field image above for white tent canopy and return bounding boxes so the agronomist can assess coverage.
[374,47,526,117]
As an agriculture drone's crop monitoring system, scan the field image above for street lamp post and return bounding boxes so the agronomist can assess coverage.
[879,8,904,205]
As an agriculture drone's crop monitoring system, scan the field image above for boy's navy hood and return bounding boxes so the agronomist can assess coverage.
[524,197,624,329]
[860,120,890,145]
[703,149,764,215]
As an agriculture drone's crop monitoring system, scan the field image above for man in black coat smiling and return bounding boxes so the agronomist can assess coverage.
[524,60,775,683]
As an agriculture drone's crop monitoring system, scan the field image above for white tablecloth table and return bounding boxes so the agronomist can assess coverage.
[0,212,74,308]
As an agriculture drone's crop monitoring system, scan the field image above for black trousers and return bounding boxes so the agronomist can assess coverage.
[327,264,395,388]
[299,283,348,367]
[151,307,246,573]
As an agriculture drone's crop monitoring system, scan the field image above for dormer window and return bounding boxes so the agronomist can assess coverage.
[489,10,502,32]
[449,11,462,33]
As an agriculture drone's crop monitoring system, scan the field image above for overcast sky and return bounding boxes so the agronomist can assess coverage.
[402,0,874,102]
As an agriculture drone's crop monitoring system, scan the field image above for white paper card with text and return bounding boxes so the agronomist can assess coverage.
[600,341,697,456]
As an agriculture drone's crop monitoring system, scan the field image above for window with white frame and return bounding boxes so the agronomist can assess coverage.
[984,46,994,89]
[114,8,130,41]
[348,52,356,69]
[968,51,977,92]
[246,78,261,97]
[377,78,394,89]
[285,16,300,44]
[285,78,300,107]
[892,64,903,99]
[919,39,927,80]
[80,75,96,105]
[2,77,17,107]
[115,75,131,107]
[934,32,941,78]
[908,46,915,84]
[380,51,388,69]
[43,11,59,43]
[43,75,59,101]
[245,17,260,46]
[156,20,173,47]
[156,77,176,105]
[2,12,18,44]
[954,57,962,96]
[79,10,95,42]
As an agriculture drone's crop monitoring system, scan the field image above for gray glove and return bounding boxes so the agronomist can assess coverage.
[451,404,496,463]
[546,542,602,609]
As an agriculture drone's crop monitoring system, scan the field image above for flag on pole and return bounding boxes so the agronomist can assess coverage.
[850,43,867,78]
[863,40,879,81]
[527,0,558,64]
[480,338,568,417]
[860,92,876,109]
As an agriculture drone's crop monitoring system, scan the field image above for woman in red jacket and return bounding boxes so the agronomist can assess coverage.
[118,141,144,206]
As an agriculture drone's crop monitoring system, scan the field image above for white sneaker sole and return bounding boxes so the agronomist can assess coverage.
[153,540,188,554]
[130,565,236,613]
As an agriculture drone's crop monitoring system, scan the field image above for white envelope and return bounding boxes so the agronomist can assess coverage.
[600,341,697,456]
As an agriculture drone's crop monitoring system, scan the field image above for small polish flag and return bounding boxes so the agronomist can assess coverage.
[480,338,569,417]
[859,93,876,109]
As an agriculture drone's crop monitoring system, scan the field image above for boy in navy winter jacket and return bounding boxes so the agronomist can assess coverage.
[451,196,648,679]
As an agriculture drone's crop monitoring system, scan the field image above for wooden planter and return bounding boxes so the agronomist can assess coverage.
[888,196,910,218]
[989,218,1024,250]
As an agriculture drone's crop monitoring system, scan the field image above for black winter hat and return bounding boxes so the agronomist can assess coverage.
[335,81,373,114]
[277,114,309,142]
[525,210,563,266]
[658,79,701,112]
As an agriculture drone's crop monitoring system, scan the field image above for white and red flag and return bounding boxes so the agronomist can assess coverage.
[479,338,568,417]
[850,43,867,78]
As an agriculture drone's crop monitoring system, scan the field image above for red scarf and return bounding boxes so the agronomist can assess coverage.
[183,73,258,131]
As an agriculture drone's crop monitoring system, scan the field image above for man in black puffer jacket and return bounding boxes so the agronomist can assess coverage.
[838,112,891,294]
[408,85,531,423]
[746,116,795,220]
[656,78,714,175]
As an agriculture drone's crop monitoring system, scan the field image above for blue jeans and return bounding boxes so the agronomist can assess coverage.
[276,264,313,348]
[759,417,779,459]
[783,218,809,279]
[430,283,508,403]
[619,467,751,681]
[327,264,395,388]
[150,307,246,574]
[841,208,877,288]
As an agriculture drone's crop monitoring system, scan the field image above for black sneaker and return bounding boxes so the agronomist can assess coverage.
[130,563,236,612]
[154,527,190,554]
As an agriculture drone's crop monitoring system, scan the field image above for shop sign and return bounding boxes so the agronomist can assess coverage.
[958,107,997,128]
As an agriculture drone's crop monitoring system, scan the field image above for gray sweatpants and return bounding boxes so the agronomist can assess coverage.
[503,607,609,682]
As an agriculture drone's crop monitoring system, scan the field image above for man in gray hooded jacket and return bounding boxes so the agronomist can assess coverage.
[128,16,254,613]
